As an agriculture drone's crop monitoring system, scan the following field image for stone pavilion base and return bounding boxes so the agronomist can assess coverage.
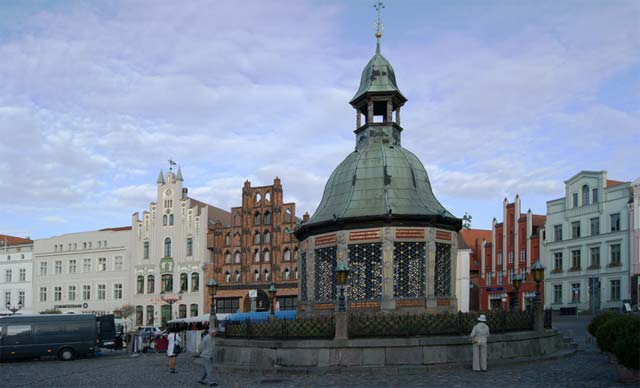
[215,330,569,370]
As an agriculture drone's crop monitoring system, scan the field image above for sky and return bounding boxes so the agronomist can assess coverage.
[0,0,638,240]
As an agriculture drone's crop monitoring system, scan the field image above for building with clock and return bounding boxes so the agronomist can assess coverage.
[129,167,230,327]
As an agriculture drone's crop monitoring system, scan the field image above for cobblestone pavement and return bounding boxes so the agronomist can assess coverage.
[1,316,631,388]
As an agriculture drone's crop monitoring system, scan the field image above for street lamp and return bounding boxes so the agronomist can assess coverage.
[5,301,23,315]
[531,261,545,306]
[207,279,218,329]
[267,283,277,317]
[335,261,350,312]
[511,275,522,311]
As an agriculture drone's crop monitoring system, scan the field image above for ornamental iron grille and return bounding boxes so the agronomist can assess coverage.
[314,247,337,302]
[393,242,426,297]
[434,243,451,297]
[348,243,383,301]
[300,252,308,302]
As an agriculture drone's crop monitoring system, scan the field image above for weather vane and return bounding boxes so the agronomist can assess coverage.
[168,159,176,171]
[374,1,385,39]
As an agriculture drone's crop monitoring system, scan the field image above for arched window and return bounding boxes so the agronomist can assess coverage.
[234,251,241,264]
[235,270,241,282]
[254,249,260,262]
[169,214,174,225]
[582,185,589,206]
[264,231,271,243]
[161,274,173,292]
[254,269,260,281]
[164,238,171,257]
[284,208,292,223]
[283,248,291,261]
[263,249,271,262]
[191,273,199,291]
[179,304,187,319]
[254,212,261,226]
[294,267,299,280]
[186,238,193,256]
[233,232,241,246]
[224,251,232,264]
[137,276,144,294]
[234,213,241,226]
[225,233,231,246]
[253,231,261,244]
[143,240,150,259]
[283,268,290,280]
[225,271,231,282]
[255,192,261,203]
[135,305,143,325]
[147,275,155,294]
[264,211,271,225]
[265,192,271,202]
[264,269,270,281]
[163,215,168,226]
[180,273,188,292]
[146,305,154,325]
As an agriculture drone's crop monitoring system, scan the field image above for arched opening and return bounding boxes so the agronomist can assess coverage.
[254,269,260,281]
[234,250,241,264]
[254,212,261,226]
[180,273,188,292]
[582,184,589,206]
[263,249,271,262]
[235,270,241,282]
[253,249,260,262]
[283,267,291,280]
[264,231,271,243]
[225,271,231,282]
[253,231,261,244]
[147,275,155,294]
[164,238,171,257]
[255,192,262,203]
[264,269,270,281]
[265,192,271,202]
[264,211,271,225]
[137,276,144,294]
[224,251,232,264]
[225,233,231,246]
[284,208,292,223]
[283,248,291,261]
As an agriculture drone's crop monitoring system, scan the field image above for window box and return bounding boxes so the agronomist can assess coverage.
[607,262,622,268]
[551,268,563,274]
[568,267,581,272]
[587,265,601,270]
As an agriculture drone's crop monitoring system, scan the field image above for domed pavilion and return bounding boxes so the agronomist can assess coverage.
[294,30,462,315]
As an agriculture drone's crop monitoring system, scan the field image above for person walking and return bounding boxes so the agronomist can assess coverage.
[166,328,182,374]
[197,328,218,386]
[470,314,490,372]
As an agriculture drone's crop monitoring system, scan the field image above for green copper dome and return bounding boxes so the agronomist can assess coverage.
[295,41,460,240]
[350,42,406,106]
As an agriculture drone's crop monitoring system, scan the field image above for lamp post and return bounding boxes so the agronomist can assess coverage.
[511,275,522,311]
[335,261,350,312]
[5,301,23,315]
[267,283,277,318]
[207,279,218,330]
[531,261,546,332]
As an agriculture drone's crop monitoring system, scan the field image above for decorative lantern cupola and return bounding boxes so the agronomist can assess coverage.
[349,5,406,150]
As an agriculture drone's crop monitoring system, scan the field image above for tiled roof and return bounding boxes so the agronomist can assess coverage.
[460,229,492,250]
[606,179,626,188]
[0,234,33,246]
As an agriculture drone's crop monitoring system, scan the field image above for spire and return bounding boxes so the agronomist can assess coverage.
[157,169,165,184]
[374,2,384,54]
[176,166,183,181]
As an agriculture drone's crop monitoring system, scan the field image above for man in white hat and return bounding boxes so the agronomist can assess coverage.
[470,314,490,371]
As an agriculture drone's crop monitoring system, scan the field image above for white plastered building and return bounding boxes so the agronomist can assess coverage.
[129,167,230,327]
[0,236,34,315]
[32,228,131,314]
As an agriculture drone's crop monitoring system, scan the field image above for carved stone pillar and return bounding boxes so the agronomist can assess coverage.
[367,101,374,124]
[356,109,361,128]
[396,106,401,125]
[426,229,437,309]
[381,227,396,311]
[386,101,393,124]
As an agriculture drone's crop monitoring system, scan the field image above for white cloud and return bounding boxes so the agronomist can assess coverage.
[40,216,67,224]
